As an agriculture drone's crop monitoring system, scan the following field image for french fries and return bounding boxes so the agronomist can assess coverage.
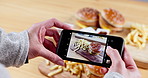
[73,39,90,51]
[49,65,59,70]
[45,59,50,65]
[125,23,148,49]
[63,60,84,78]
[48,68,63,77]
[46,60,85,78]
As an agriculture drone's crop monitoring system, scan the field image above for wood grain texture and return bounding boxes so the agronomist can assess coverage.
[0,0,147,78]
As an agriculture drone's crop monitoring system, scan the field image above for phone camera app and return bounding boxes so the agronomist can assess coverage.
[67,32,108,64]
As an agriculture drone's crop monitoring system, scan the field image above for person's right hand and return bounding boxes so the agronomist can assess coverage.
[104,46,141,78]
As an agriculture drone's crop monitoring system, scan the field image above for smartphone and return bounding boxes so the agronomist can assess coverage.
[57,30,124,67]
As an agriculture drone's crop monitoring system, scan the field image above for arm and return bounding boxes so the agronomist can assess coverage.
[0,28,29,67]
[0,18,72,67]
[0,18,71,78]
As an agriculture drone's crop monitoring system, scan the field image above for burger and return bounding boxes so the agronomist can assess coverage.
[100,8,125,32]
[84,64,104,78]
[75,7,100,28]
[88,42,102,55]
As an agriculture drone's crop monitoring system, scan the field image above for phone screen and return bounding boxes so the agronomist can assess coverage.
[66,32,108,64]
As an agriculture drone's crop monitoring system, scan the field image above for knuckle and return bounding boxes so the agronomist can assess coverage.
[109,49,116,56]
[112,49,118,53]
[50,18,57,21]
[112,49,120,56]
[34,21,42,26]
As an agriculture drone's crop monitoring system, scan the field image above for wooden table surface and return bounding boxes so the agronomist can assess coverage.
[0,0,148,78]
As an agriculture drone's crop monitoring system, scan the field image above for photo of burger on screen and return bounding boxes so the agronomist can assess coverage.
[88,42,102,55]
[67,32,107,64]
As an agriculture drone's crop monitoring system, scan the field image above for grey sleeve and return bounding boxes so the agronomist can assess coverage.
[0,64,11,78]
[0,28,29,67]
[104,72,124,78]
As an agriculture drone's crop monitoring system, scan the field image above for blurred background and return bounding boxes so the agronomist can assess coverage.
[0,0,148,78]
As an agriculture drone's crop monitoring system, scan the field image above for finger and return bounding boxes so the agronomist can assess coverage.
[41,18,72,30]
[45,29,60,43]
[43,39,56,53]
[123,47,137,69]
[39,47,64,66]
[100,67,108,75]
[49,18,72,29]
[106,46,124,66]
[38,26,46,43]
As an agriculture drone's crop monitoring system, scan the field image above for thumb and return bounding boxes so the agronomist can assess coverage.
[39,47,64,66]
[106,46,124,66]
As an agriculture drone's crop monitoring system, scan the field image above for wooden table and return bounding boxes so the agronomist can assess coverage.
[0,0,148,78]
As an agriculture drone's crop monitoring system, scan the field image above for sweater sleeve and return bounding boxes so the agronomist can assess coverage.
[0,28,29,67]
[104,72,124,78]
[0,64,11,78]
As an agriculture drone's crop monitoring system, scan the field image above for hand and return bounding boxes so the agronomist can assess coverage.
[27,18,72,66]
[103,46,141,78]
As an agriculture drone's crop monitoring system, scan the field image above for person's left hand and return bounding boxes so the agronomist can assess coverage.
[28,18,72,66]
[100,46,141,78]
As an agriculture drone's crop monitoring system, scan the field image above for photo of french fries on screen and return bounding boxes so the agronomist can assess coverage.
[67,33,107,63]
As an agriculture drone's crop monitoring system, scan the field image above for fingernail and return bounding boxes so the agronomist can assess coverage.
[107,46,112,49]
[106,46,112,55]
[57,60,65,66]
[106,47,109,52]
[107,46,112,51]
